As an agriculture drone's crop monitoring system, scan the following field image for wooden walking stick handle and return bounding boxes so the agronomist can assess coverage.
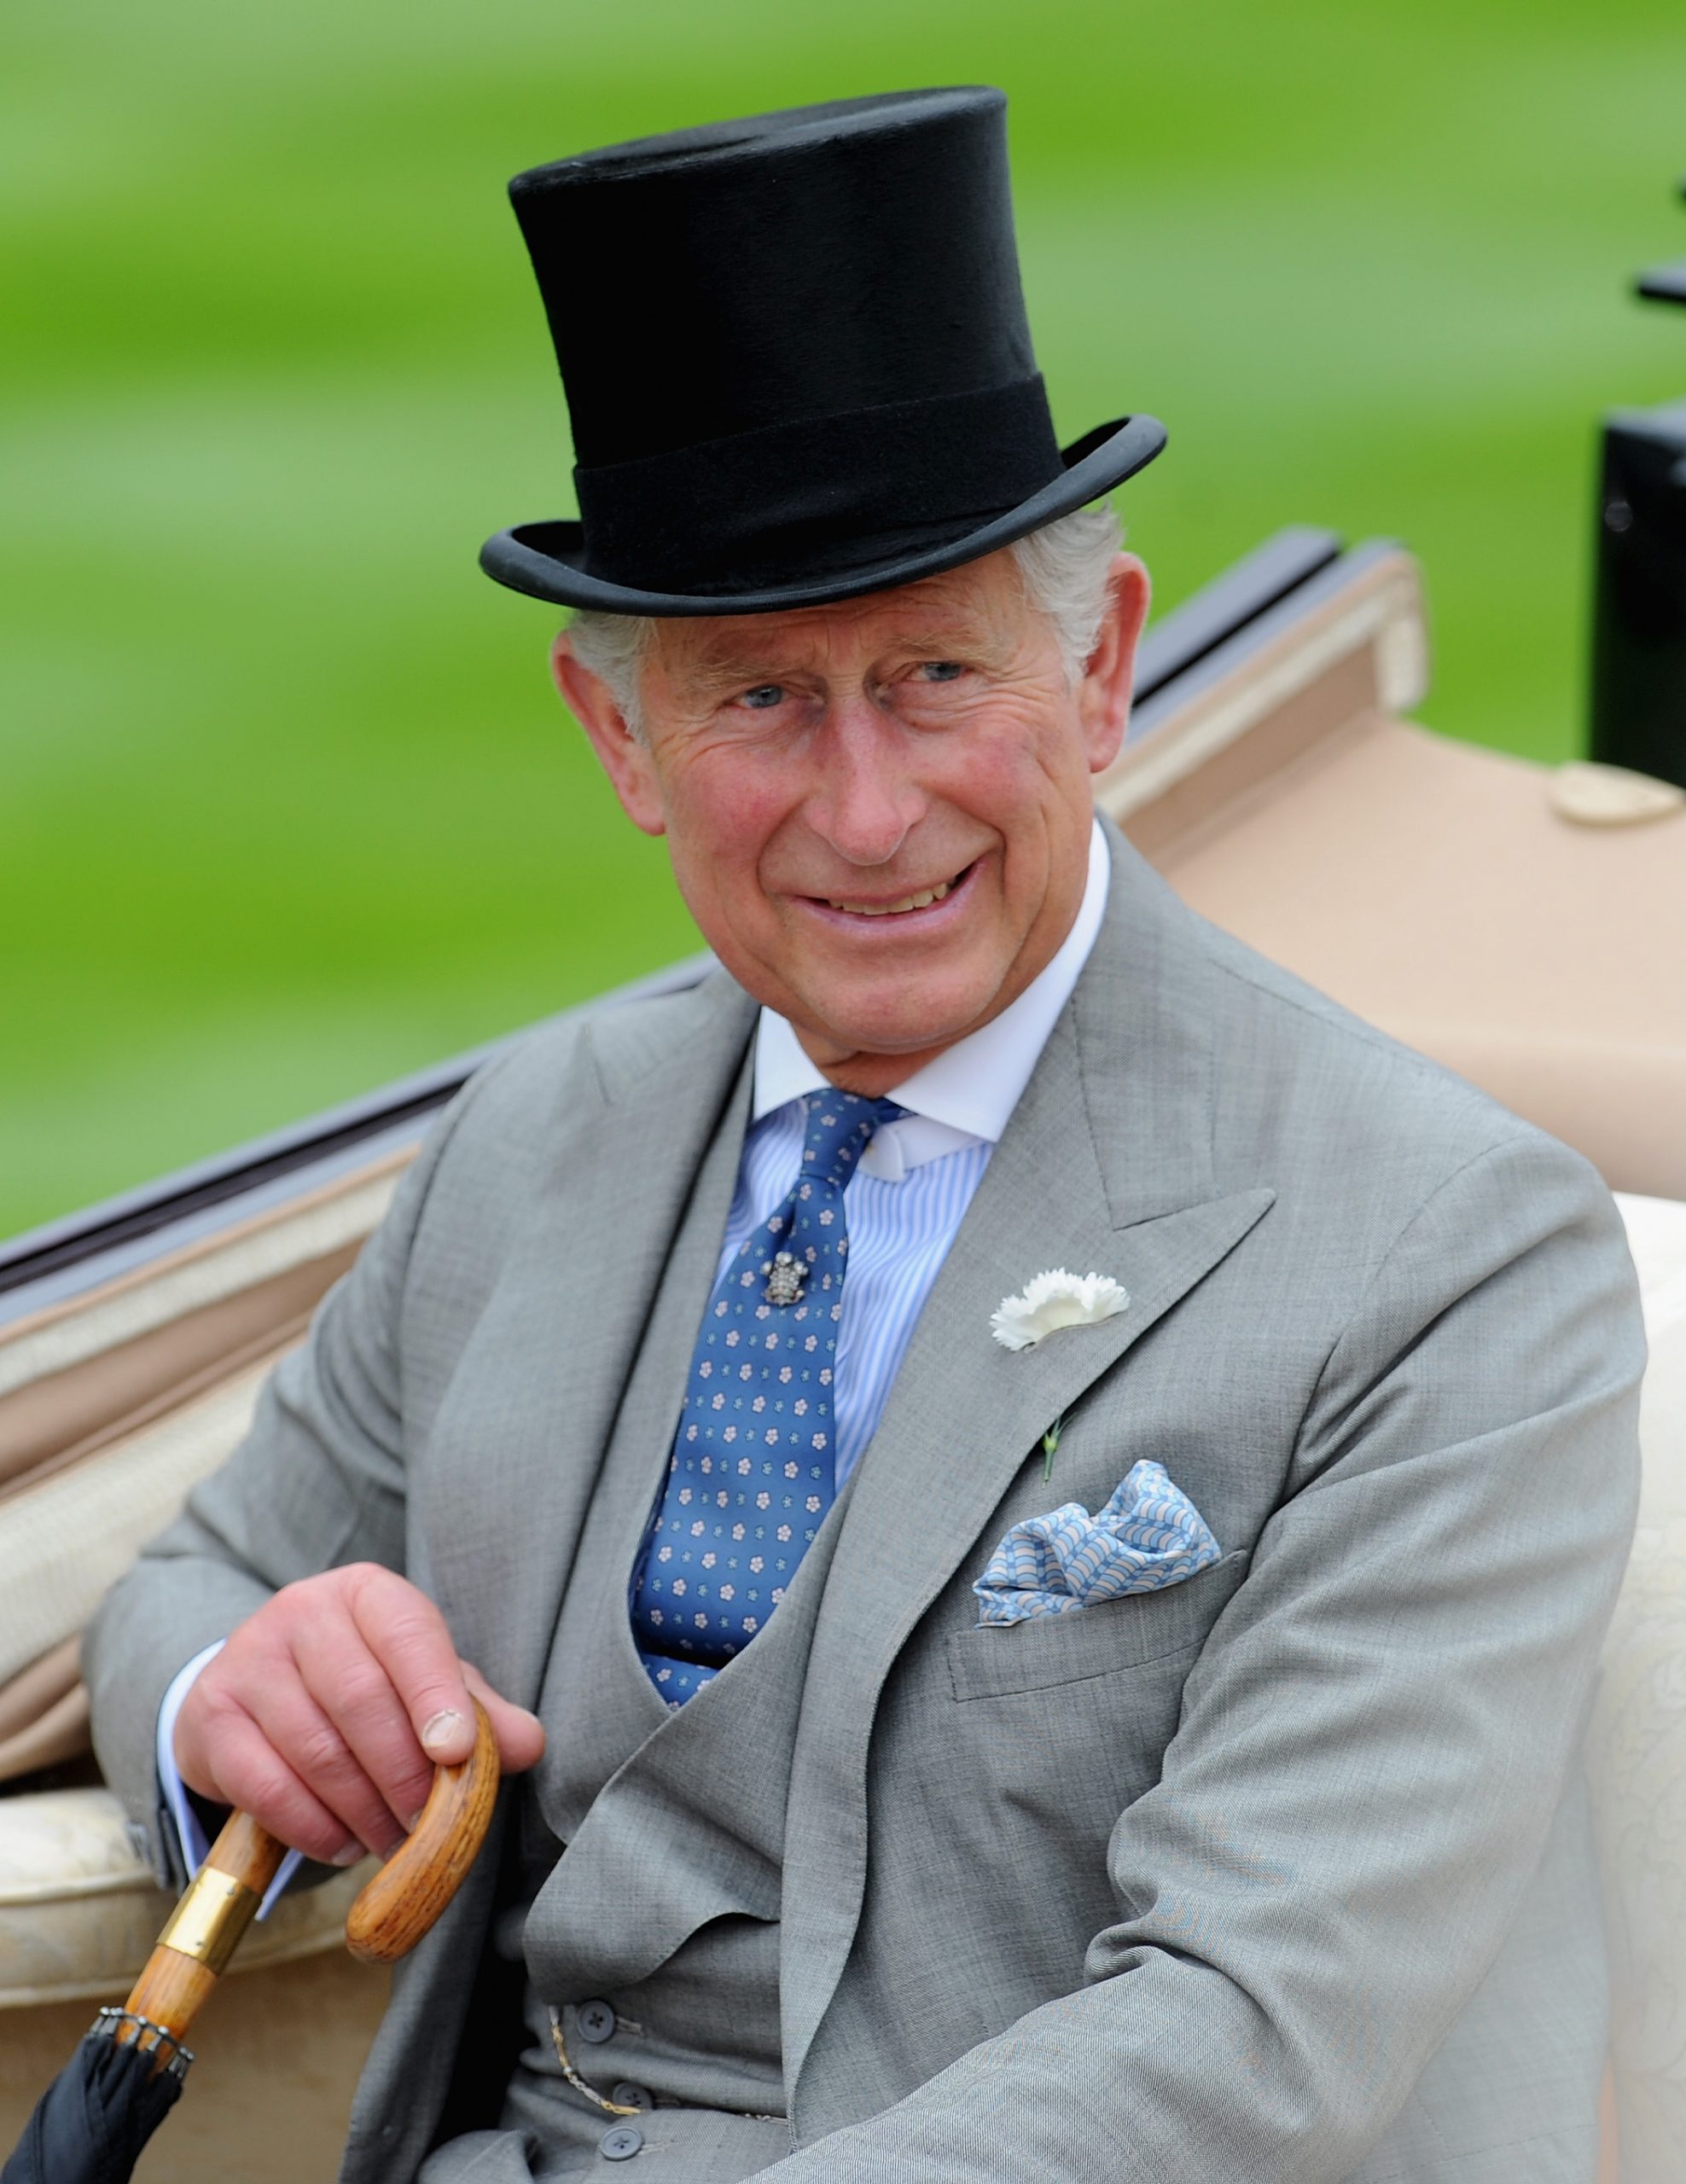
[344,1693,499,1964]
[116,1698,499,2050]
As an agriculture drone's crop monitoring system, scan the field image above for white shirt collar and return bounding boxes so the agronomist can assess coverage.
[752,817,1111,1177]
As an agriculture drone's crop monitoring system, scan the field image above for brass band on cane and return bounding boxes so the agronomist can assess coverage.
[152,1864,262,1978]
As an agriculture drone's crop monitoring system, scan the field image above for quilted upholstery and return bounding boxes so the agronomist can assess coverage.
[1589,1193,1686,2182]
[0,1785,373,2006]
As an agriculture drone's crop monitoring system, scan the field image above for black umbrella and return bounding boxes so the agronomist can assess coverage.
[3,1705,497,2184]
[2,2016,186,2184]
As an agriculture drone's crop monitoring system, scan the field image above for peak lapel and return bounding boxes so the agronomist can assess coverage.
[422,971,758,1710]
[782,832,1276,2112]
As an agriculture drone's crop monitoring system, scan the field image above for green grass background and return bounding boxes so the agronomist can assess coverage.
[3,0,1683,1240]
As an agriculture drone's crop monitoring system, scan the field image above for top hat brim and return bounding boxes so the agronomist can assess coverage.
[479,413,1165,618]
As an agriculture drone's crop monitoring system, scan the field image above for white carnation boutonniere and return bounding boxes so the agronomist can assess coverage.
[990,1269,1130,1353]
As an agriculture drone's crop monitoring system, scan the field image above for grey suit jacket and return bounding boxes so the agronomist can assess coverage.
[86,824,1645,2182]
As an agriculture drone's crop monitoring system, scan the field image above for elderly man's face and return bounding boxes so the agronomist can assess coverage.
[555,546,1148,1093]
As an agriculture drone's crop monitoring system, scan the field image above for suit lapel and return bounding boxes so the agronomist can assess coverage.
[782,833,1276,2112]
[422,970,758,1713]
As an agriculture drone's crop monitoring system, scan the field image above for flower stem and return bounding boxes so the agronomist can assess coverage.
[1041,1414,1064,1484]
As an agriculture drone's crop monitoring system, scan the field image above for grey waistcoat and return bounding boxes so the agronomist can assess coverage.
[503,1049,841,2158]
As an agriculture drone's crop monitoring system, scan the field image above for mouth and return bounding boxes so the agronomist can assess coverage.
[799,858,980,928]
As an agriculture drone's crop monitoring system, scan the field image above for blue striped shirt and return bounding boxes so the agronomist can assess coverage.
[711,1112,993,1489]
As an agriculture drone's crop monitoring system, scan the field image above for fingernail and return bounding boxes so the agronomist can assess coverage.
[421,1708,465,1756]
[330,1844,363,1867]
[405,1810,424,1833]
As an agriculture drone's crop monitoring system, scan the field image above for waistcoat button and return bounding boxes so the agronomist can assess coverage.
[576,1998,617,2044]
[612,2082,654,2111]
[600,2123,643,2161]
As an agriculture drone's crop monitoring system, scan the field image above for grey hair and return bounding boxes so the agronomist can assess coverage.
[1009,502,1125,679]
[564,502,1123,738]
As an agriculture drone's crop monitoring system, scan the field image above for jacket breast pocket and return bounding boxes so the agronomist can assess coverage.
[945,1548,1250,1702]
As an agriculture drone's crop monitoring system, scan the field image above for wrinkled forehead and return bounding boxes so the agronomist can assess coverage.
[649,548,1029,687]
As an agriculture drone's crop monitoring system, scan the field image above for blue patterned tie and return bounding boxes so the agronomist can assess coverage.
[631,1092,905,1706]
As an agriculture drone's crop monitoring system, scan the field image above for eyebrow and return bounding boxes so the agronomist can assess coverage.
[674,613,1013,695]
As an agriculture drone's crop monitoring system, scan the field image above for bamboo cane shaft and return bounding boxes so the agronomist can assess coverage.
[119,1951,220,2044]
[118,1810,288,2046]
[345,1699,498,1963]
[195,1808,291,1896]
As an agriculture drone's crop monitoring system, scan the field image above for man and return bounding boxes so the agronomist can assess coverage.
[86,90,1643,2183]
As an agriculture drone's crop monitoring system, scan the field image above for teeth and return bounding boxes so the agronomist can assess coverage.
[828,880,952,916]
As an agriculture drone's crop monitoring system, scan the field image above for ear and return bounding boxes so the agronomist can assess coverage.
[550,631,667,838]
[1076,552,1151,775]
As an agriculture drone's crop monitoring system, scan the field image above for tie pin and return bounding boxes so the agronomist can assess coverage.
[762,1252,805,1306]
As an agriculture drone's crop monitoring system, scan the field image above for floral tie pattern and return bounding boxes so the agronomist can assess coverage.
[631,1092,904,1706]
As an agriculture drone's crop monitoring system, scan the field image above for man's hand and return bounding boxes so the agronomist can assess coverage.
[172,1564,545,1864]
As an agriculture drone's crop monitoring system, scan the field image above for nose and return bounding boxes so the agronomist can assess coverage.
[802,697,927,867]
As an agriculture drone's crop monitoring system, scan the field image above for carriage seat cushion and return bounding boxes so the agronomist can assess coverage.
[0,1787,374,2007]
[1586,1191,1686,2177]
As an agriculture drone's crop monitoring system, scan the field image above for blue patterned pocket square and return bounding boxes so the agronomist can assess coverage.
[974,1460,1221,1625]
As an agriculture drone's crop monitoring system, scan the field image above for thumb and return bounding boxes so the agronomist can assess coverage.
[461,1663,546,1774]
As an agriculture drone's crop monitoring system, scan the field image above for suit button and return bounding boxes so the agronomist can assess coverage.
[576,1999,616,2044]
[612,2083,653,2111]
[600,2123,643,2161]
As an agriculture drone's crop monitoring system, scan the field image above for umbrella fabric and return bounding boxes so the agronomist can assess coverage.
[2,2023,183,2184]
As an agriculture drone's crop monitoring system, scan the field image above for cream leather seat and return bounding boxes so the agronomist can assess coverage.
[1588,1192,1686,2184]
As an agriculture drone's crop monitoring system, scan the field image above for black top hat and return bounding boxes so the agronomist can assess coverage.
[480,88,1165,617]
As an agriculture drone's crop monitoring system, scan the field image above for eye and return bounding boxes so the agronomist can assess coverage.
[738,683,786,710]
[916,661,966,682]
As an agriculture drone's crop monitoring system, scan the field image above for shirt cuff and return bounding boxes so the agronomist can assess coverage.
[157,1640,301,1919]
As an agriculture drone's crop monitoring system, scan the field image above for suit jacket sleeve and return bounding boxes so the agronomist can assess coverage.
[82,1066,497,1885]
[758,1129,1645,2182]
